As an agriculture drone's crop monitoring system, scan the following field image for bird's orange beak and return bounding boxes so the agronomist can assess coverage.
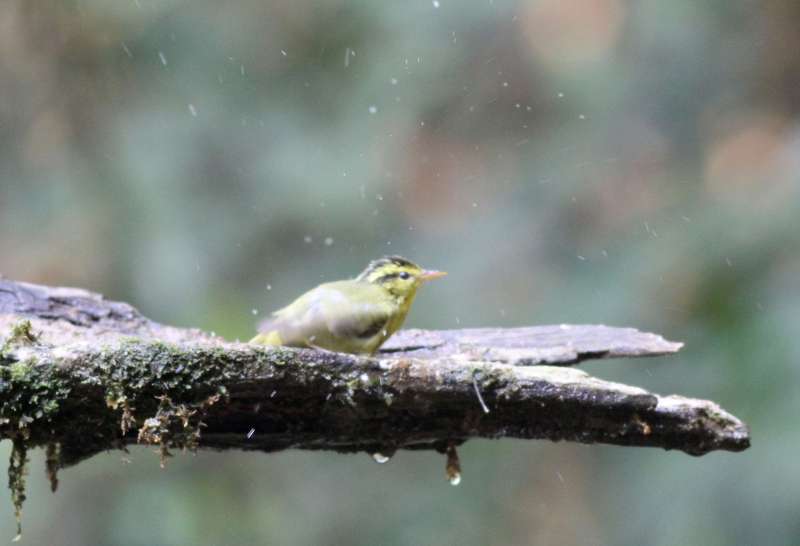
[420,269,447,281]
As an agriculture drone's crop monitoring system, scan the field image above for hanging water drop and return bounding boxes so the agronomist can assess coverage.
[445,444,462,486]
[372,453,391,464]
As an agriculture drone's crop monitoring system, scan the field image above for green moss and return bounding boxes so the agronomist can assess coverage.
[1,320,37,360]
[0,337,323,535]
[8,440,27,541]
[45,443,60,493]
[9,359,36,382]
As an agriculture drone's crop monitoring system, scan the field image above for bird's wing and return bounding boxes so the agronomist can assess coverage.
[257,283,391,347]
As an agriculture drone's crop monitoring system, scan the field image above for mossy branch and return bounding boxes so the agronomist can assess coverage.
[0,278,749,532]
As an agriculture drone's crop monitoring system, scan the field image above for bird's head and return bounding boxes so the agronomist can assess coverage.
[357,256,446,299]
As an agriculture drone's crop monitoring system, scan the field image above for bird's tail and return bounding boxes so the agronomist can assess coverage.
[249,330,283,345]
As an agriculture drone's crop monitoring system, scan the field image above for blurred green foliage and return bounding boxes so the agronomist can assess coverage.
[1,0,798,544]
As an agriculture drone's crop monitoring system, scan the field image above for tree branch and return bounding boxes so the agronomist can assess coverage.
[0,277,749,485]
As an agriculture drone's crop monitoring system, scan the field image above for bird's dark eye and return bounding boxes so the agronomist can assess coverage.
[399,271,411,280]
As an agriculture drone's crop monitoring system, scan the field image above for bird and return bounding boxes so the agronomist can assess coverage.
[250,256,446,354]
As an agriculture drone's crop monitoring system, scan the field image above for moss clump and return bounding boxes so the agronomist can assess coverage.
[0,359,72,429]
[0,336,308,536]
[45,443,60,493]
[8,440,27,541]
[136,392,222,468]
[1,321,37,361]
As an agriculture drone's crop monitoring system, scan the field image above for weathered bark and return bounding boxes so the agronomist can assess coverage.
[0,277,749,467]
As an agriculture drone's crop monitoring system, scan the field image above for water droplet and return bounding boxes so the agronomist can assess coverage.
[280,49,287,56]
[502,81,508,87]
[324,237,334,246]
[557,92,565,98]
[368,105,378,114]
[304,235,313,244]
[266,284,272,291]
[372,453,391,464]
[188,104,197,117]
[445,444,461,485]
[251,308,259,316]
[247,428,255,439]
[390,77,398,85]
[158,51,168,66]
[432,0,440,7]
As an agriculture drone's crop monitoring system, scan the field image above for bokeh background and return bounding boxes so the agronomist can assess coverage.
[1,0,798,544]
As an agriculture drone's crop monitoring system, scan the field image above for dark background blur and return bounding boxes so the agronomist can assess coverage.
[1,1,798,545]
